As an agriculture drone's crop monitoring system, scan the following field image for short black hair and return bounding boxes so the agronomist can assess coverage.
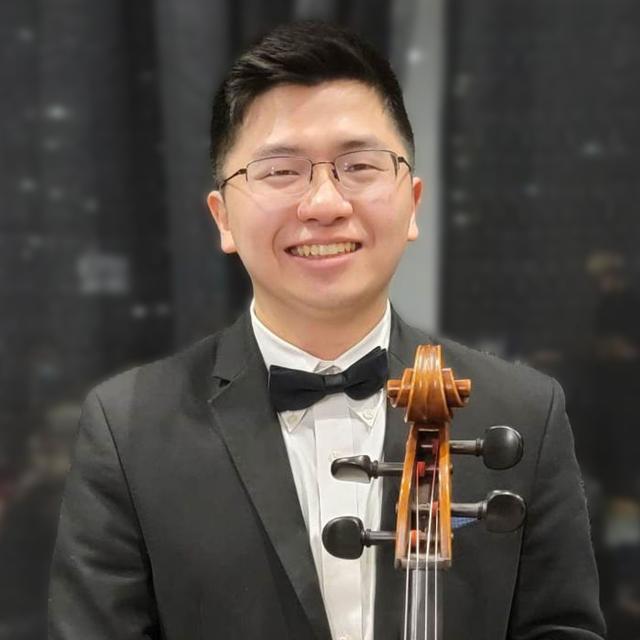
[209,20,415,187]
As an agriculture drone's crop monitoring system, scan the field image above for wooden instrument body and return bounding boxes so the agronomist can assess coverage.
[390,345,467,572]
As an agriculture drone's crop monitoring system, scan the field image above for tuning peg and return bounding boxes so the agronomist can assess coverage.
[451,490,526,533]
[331,455,404,483]
[450,426,523,470]
[322,516,396,559]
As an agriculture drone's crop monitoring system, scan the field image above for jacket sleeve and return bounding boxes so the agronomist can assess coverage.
[48,390,160,639]
[508,379,606,639]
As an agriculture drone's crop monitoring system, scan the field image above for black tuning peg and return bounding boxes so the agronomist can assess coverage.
[331,455,403,484]
[322,516,395,559]
[451,490,526,533]
[450,426,523,470]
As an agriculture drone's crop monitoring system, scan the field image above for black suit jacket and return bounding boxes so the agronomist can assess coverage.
[49,311,605,639]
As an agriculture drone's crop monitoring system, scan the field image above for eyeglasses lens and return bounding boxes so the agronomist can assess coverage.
[246,151,398,198]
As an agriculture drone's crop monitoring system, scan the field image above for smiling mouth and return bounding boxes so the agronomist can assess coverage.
[287,241,361,258]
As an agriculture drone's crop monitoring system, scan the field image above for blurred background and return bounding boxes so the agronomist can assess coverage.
[1,1,638,638]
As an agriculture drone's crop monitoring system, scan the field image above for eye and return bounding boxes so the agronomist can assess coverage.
[253,168,298,181]
[251,159,306,182]
[343,162,380,173]
[269,168,300,177]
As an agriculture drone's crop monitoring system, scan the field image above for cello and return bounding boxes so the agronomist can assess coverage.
[322,344,526,639]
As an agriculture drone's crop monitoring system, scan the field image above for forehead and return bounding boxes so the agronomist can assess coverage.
[227,80,403,163]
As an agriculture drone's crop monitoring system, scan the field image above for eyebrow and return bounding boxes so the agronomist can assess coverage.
[252,137,385,159]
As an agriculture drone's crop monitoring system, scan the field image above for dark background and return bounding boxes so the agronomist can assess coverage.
[1,1,638,638]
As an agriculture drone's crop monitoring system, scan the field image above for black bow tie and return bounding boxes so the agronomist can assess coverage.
[268,347,389,413]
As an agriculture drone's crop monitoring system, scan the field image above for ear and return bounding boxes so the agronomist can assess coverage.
[407,176,423,242]
[207,190,237,254]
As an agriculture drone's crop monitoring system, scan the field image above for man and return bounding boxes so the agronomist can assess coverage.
[49,21,605,640]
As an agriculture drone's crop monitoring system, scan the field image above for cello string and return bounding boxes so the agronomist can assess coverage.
[434,505,439,640]
[402,464,416,640]
[412,464,420,635]
[424,452,437,640]
[403,534,410,640]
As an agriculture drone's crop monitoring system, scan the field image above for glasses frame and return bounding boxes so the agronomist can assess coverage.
[218,149,413,195]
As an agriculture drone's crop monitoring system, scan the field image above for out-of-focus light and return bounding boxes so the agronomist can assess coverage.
[580,141,603,157]
[43,138,62,151]
[406,48,424,65]
[48,187,65,201]
[82,197,99,213]
[524,183,541,197]
[27,235,44,249]
[452,211,473,228]
[450,189,467,203]
[18,177,38,193]
[454,154,471,169]
[453,74,471,98]
[77,251,130,295]
[17,28,35,43]
[44,104,71,121]
[131,304,148,319]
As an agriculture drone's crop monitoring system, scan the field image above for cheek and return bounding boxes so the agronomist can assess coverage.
[360,192,412,238]
[228,206,289,260]
[234,223,271,258]
[355,192,394,227]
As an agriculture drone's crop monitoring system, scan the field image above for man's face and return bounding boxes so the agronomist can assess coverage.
[208,80,422,321]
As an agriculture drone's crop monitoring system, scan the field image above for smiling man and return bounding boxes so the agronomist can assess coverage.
[208,79,420,359]
[49,21,605,640]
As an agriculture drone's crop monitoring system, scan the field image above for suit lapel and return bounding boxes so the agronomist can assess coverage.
[206,314,331,640]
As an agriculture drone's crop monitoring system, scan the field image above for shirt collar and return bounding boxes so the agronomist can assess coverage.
[250,300,391,431]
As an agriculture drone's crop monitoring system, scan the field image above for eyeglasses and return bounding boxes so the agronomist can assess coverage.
[219,149,412,199]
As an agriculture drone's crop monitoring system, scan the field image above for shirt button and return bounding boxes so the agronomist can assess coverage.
[337,635,351,640]
[363,409,374,421]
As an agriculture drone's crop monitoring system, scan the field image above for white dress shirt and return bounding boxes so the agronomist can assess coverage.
[250,301,391,640]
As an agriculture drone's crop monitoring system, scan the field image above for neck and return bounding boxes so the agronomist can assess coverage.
[254,295,388,360]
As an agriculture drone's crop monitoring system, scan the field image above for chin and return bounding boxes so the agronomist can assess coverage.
[293,287,381,316]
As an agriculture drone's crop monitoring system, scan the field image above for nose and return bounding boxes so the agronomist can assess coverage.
[297,164,353,224]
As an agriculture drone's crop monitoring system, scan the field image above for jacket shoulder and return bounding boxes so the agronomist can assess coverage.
[441,335,552,390]
[396,316,558,418]
[88,331,223,427]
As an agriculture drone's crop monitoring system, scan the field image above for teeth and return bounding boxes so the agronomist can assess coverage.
[291,242,358,257]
